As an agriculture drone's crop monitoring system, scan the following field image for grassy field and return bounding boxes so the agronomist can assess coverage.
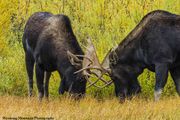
[0,96,180,120]
[0,0,180,119]
[0,0,179,97]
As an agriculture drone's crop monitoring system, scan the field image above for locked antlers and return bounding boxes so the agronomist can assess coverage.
[67,38,113,89]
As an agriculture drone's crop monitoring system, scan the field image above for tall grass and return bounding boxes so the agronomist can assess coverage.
[0,96,180,119]
[0,0,180,98]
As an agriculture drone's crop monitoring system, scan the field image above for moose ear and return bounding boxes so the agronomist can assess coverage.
[67,50,82,69]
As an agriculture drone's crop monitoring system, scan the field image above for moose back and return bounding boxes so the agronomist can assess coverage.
[69,10,180,101]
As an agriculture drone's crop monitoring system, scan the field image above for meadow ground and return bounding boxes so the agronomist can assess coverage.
[0,96,179,120]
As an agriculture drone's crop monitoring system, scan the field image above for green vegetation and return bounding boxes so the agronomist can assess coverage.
[0,0,179,98]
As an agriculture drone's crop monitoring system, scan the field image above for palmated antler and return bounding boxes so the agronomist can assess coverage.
[67,37,113,89]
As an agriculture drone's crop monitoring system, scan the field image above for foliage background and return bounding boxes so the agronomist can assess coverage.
[0,0,179,98]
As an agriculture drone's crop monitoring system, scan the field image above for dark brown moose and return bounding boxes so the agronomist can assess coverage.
[22,12,86,100]
[69,10,180,101]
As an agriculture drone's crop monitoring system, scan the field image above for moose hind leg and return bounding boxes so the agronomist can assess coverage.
[44,72,51,99]
[35,65,45,101]
[154,63,169,101]
[170,67,180,96]
[25,53,35,97]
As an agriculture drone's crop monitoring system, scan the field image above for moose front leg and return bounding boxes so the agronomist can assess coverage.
[154,63,169,101]
[59,76,66,94]
[44,72,51,99]
[35,65,45,101]
[129,78,141,96]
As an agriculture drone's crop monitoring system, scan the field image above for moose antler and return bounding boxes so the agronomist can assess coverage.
[67,37,113,89]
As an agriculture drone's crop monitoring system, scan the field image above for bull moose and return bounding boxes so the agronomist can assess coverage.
[22,12,86,100]
[69,10,180,101]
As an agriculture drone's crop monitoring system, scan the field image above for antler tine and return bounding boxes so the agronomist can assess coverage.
[97,80,113,89]
[80,43,92,53]
[87,72,103,85]
[74,66,104,74]
[103,72,110,76]
[84,71,94,78]
[86,79,101,88]
[67,50,82,66]
[83,69,110,88]
[90,71,109,84]
[75,55,93,65]
[86,79,113,89]
[85,75,102,88]
[83,70,113,89]
[83,71,100,80]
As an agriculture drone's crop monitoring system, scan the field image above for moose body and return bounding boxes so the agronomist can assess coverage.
[22,12,86,100]
[109,10,180,100]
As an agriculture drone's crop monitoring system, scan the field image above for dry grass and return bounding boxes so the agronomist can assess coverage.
[0,96,179,120]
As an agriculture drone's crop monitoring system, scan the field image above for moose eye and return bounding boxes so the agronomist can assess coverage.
[109,58,117,66]
[77,76,85,82]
